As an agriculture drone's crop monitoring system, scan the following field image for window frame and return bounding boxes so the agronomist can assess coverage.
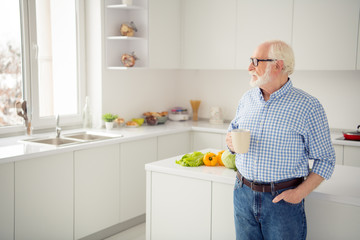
[0,0,86,136]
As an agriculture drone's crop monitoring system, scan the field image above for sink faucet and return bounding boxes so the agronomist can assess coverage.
[56,114,61,138]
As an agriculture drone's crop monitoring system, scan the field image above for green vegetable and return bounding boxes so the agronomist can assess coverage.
[102,113,118,122]
[176,151,205,167]
[222,150,237,170]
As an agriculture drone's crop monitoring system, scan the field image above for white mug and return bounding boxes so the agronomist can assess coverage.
[231,129,250,154]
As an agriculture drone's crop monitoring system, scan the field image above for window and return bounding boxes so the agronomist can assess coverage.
[0,0,85,134]
[0,0,23,127]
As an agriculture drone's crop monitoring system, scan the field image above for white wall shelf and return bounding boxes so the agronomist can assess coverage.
[107,4,145,10]
[107,36,146,40]
[104,0,148,68]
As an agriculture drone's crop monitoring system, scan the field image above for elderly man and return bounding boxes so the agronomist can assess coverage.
[226,40,335,240]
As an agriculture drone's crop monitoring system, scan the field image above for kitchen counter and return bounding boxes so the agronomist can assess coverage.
[0,121,228,164]
[145,149,360,207]
[145,149,360,239]
[0,120,359,164]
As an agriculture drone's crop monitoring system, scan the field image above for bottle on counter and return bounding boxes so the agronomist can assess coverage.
[82,96,92,129]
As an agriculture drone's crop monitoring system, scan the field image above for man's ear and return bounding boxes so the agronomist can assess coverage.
[275,60,284,72]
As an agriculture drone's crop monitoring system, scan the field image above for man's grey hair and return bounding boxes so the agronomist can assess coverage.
[267,40,295,75]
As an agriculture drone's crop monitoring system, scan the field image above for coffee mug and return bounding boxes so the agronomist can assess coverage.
[231,129,250,154]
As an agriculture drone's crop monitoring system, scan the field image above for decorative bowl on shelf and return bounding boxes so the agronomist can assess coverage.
[121,52,137,67]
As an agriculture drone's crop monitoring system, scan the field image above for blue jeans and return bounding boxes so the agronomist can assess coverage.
[233,176,307,240]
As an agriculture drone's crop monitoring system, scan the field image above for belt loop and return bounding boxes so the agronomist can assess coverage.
[271,182,275,196]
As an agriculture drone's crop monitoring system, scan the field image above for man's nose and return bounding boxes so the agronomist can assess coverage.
[248,62,254,71]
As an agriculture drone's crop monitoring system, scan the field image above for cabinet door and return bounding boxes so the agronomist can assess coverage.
[15,153,73,240]
[0,163,14,240]
[120,137,157,222]
[150,172,211,240]
[236,0,293,69]
[192,132,224,151]
[157,132,191,160]
[293,0,360,70]
[333,144,344,165]
[182,0,237,69]
[74,144,120,239]
[358,16,360,70]
[149,0,181,68]
[306,197,360,239]
[212,182,236,240]
[343,145,360,167]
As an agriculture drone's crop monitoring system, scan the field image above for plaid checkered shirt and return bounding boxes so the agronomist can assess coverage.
[228,79,335,182]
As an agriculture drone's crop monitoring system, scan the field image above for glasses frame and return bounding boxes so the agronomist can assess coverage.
[250,58,277,67]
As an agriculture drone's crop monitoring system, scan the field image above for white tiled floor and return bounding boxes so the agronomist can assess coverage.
[105,223,145,240]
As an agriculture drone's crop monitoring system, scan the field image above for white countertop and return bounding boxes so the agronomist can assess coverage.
[0,120,359,164]
[0,121,229,164]
[145,148,360,207]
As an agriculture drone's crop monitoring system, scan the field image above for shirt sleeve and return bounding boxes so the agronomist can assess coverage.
[228,99,242,133]
[226,99,243,154]
[306,102,335,180]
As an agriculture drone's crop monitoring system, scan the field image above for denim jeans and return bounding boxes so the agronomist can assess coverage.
[233,176,307,240]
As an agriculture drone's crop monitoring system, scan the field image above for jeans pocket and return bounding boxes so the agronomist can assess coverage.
[275,187,303,206]
[234,175,242,191]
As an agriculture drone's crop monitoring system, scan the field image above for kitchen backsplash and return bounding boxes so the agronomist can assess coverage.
[101,69,360,130]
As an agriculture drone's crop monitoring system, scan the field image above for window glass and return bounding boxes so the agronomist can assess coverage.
[0,0,23,127]
[35,0,78,117]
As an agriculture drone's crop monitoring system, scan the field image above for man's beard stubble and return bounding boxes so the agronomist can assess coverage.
[249,64,272,88]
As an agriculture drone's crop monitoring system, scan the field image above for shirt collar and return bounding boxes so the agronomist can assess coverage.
[256,78,292,102]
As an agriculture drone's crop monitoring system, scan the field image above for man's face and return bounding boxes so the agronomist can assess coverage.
[248,44,273,87]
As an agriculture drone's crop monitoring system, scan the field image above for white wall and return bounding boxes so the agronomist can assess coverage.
[100,69,360,130]
[176,70,360,130]
[101,69,180,120]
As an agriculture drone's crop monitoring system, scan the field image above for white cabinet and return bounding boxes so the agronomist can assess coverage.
[212,182,236,240]
[358,15,360,70]
[334,144,344,165]
[192,131,225,151]
[0,163,14,240]
[182,0,237,69]
[344,145,360,167]
[293,0,360,70]
[157,132,191,160]
[149,0,181,68]
[306,197,360,239]
[149,172,212,240]
[74,144,120,239]
[236,0,293,69]
[104,0,148,68]
[15,153,73,240]
[120,137,157,222]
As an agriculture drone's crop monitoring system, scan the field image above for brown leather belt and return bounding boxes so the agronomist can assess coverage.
[236,171,304,193]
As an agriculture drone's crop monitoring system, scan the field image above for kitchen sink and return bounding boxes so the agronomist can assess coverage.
[63,132,120,141]
[21,131,123,147]
[22,137,82,146]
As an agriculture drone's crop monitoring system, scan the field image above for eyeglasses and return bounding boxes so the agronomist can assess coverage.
[250,58,276,67]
